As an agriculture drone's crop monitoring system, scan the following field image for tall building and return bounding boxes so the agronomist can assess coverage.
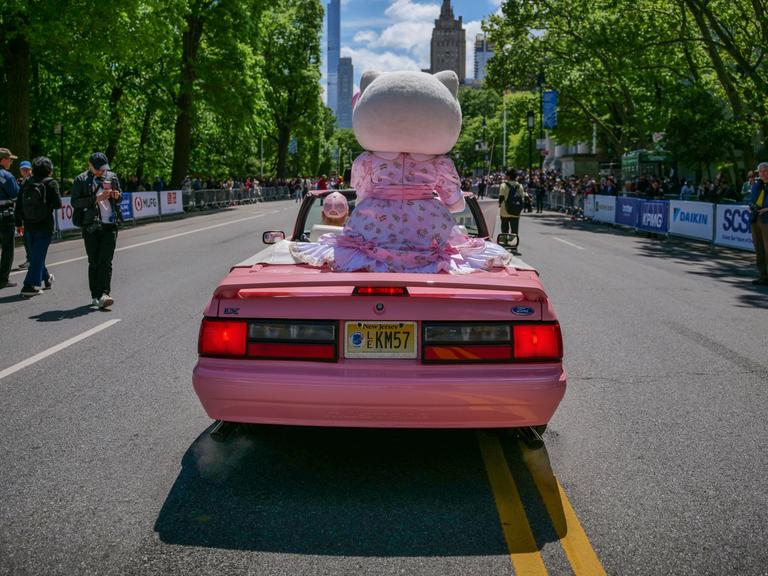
[474,34,493,82]
[327,0,340,115]
[337,57,354,129]
[429,0,466,83]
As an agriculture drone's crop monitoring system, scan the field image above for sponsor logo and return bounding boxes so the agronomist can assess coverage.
[622,205,634,215]
[642,212,663,228]
[167,191,177,204]
[722,208,751,234]
[134,195,158,212]
[511,306,535,315]
[673,208,708,225]
[134,196,142,211]
[350,332,364,348]
[223,307,239,315]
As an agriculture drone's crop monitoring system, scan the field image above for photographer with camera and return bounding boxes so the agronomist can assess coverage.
[748,162,768,286]
[71,152,123,308]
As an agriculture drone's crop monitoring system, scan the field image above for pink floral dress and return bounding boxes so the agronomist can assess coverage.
[290,151,512,273]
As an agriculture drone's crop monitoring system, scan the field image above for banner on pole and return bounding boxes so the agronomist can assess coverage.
[543,90,559,129]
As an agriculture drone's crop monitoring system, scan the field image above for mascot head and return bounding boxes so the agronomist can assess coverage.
[352,70,461,156]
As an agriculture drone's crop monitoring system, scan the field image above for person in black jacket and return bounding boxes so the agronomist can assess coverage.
[70,152,123,309]
[14,157,62,297]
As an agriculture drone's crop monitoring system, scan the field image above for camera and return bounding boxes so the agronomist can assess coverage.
[84,216,103,234]
[749,204,760,224]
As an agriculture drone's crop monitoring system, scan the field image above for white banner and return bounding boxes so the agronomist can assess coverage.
[668,201,714,241]
[583,195,595,218]
[593,195,616,223]
[132,191,160,219]
[161,190,183,215]
[56,197,77,232]
[714,204,754,251]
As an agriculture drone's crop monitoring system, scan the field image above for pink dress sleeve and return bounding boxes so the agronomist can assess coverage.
[434,156,464,212]
[351,152,374,202]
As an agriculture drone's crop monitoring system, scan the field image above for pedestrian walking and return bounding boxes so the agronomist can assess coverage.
[748,162,768,285]
[0,147,20,289]
[16,159,33,270]
[14,157,61,297]
[498,168,525,248]
[70,152,123,309]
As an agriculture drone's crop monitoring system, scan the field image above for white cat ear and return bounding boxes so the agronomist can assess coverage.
[360,71,381,95]
[434,70,459,98]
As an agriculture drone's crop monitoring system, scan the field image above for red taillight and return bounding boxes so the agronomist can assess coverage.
[423,344,513,362]
[199,319,247,357]
[353,286,409,296]
[248,342,336,360]
[513,324,562,360]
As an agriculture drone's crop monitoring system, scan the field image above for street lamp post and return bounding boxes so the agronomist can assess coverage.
[53,123,64,189]
[526,110,535,178]
[537,71,545,172]
[482,118,488,175]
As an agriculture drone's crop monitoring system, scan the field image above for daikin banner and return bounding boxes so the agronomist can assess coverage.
[668,201,713,241]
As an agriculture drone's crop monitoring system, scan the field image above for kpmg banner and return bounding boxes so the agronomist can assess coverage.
[132,191,160,219]
[161,190,184,215]
[637,201,670,233]
[714,204,754,251]
[615,197,641,227]
[543,90,559,129]
[668,201,713,241]
[593,195,616,223]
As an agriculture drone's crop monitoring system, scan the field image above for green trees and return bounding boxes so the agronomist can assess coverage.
[0,0,330,184]
[485,0,767,175]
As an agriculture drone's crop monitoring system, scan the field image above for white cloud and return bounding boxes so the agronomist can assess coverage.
[373,20,434,64]
[340,46,422,75]
[385,0,439,22]
[353,30,378,43]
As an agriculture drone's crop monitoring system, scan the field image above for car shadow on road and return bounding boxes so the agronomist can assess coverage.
[29,304,97,321]
[154,425,567,557]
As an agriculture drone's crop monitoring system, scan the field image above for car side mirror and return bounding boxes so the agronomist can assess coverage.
[496,233,519,249]
[262,231,286,244]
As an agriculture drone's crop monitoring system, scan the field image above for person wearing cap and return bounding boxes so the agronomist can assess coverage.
[70,152,123,308]
[15,160,33,270]
[748,162,768,285]
[0,147,20,288]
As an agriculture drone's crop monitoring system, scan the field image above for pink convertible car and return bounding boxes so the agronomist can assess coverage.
[193,190,565,432]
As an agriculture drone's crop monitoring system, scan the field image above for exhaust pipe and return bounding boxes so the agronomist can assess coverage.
[517,426,544,449]
[210,420,239,442]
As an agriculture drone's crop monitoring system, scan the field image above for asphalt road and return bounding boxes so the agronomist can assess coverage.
[1,200,766,576]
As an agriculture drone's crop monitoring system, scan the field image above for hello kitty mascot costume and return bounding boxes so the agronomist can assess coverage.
[291,69,511,273]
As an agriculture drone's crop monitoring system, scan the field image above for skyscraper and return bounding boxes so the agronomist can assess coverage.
[327,0,340,115]
[337,57,354,129]
[429,0,466,83]
[474,34,493,82]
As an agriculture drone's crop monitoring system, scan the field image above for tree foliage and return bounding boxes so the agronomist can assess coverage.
[0,0,330,184]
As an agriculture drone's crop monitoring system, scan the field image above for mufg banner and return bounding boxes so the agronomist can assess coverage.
[615,197,641,227]
[715,204,754,251]
[637,201,670,233]
[668,201,713,241]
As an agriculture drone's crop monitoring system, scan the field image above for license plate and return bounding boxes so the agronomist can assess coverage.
[344,321,417,359]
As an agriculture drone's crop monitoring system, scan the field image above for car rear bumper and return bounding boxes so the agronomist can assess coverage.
[193,358,567,428]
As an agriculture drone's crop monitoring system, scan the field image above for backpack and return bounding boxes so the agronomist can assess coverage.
[504,182,524,215]
[21,178,52,224]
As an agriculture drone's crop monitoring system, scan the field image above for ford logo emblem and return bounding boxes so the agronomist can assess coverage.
[512,306,534,315]
[351,332,364,347]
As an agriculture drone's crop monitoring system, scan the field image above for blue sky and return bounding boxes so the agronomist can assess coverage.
[321,0,502,102]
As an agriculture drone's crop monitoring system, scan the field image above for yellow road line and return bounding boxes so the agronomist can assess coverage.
[520,441,606,576]
[477,431,549,576]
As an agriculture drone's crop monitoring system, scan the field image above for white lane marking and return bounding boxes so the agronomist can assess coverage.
[10,211,277,275]
[0,319,121,381]
[553,237,585,250]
